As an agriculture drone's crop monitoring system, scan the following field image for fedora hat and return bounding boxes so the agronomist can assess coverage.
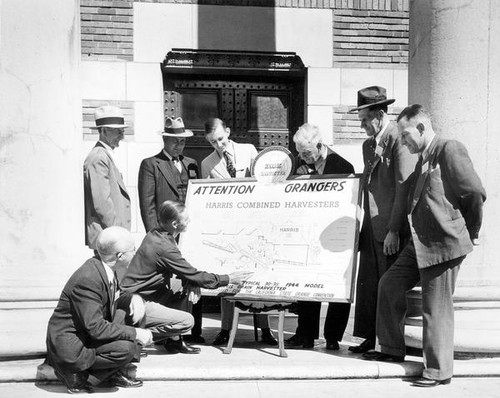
[161,117,193,138]
[348,86,395,113]
[90,105,128,129]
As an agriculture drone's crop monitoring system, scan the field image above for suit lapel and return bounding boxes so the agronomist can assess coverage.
[92,259,114,315]
[213,153,230,178]
[156,152,180,196]
[410,138,440,212]
[95,143,130,199]
[370,125,392,171]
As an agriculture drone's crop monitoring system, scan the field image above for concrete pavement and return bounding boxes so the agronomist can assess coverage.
[2,378,500,398]
[1,310,499,385]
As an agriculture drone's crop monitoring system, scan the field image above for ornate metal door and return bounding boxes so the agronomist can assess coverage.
[164,77,304,165]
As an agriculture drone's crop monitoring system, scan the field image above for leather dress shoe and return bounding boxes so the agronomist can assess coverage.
[326,340,340,350]
[285,334,314,349]
[348,339,375,353]
[362,351,404,362]
[54,369,93,394]
[183,334,206,344]
[261,329,278,346]
[212,330,230,346]
[131,350,148,363]
[412,377,451,387]
[164,338,201,354]
[107,372,143,388]
[67,384,94,395]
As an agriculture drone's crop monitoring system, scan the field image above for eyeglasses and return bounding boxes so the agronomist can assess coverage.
[117,249,135,260]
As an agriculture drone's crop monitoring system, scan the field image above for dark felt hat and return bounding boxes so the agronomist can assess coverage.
[348,86,395,113]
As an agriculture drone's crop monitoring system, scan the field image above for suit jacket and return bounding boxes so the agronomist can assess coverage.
[408,137,486,269]
[201,140,258,179]
[361,122,417,243]
[138,151,199,232]
[121,229,230,300]
[295,146,355,176]
[46,258,136,373]
[84,143,131,249]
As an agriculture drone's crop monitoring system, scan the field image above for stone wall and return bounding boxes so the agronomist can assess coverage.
[81,0,134,60]
[79,0,410,242]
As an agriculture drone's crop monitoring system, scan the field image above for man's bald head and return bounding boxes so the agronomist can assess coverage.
[96,226,135,263]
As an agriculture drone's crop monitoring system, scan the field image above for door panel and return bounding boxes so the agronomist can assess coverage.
[164,77,304,166]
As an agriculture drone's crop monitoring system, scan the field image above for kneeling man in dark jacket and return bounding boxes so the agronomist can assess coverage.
[46,227,153,393]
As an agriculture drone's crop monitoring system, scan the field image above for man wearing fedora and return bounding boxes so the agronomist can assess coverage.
[348,86,417,354]
[84,105,131,250]
[137,116,202,343]
[138,117,199,232]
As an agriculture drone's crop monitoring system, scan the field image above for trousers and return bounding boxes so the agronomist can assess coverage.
[295,301,351,342]
[376,241,462,380]
[220,298,269,331]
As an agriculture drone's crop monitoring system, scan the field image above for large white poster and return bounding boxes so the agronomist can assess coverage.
[179,175,362,303]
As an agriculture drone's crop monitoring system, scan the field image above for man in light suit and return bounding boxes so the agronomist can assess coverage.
[46,227,153,393]
[201,117,277,347]
[364,105,486,388]
[84,105,131,250]
[285,123,355,350]
[348,87,417,353]
[201,117,258,179]
[138,117,199,232]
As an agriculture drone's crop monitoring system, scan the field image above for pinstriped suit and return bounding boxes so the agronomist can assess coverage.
[84,142,131,249]
[138,151,199,232]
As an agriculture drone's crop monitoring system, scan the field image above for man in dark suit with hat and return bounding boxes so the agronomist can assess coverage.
[285,123,355,350]
[348,87,417,353]
[364,105,486,387]
[138,117,199,232]
[46,227,153,394]
[137,116,203,343]
[84,105,131,250]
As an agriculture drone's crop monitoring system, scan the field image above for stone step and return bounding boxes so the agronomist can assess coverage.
[0,303,55,358]
[2,298,500,359]
[404,301,500,353]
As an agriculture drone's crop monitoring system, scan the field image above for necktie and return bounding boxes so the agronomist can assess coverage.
[172,158,182,173]
[109,276,117,302]
[223,151,236,178]
[411,157,425,209]
[307,163,317,175]
[366,137,377,171]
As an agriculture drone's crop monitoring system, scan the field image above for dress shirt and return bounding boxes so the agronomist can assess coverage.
[101,261,115,286]
[98,140,117,165]
[313,144,328,175]
[163,149,183,173]
[421,133,436,164]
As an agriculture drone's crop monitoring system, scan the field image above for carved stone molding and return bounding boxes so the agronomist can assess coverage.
[163,49,305,74]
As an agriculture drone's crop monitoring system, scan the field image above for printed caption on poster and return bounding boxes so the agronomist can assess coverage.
[179,175,362,303]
